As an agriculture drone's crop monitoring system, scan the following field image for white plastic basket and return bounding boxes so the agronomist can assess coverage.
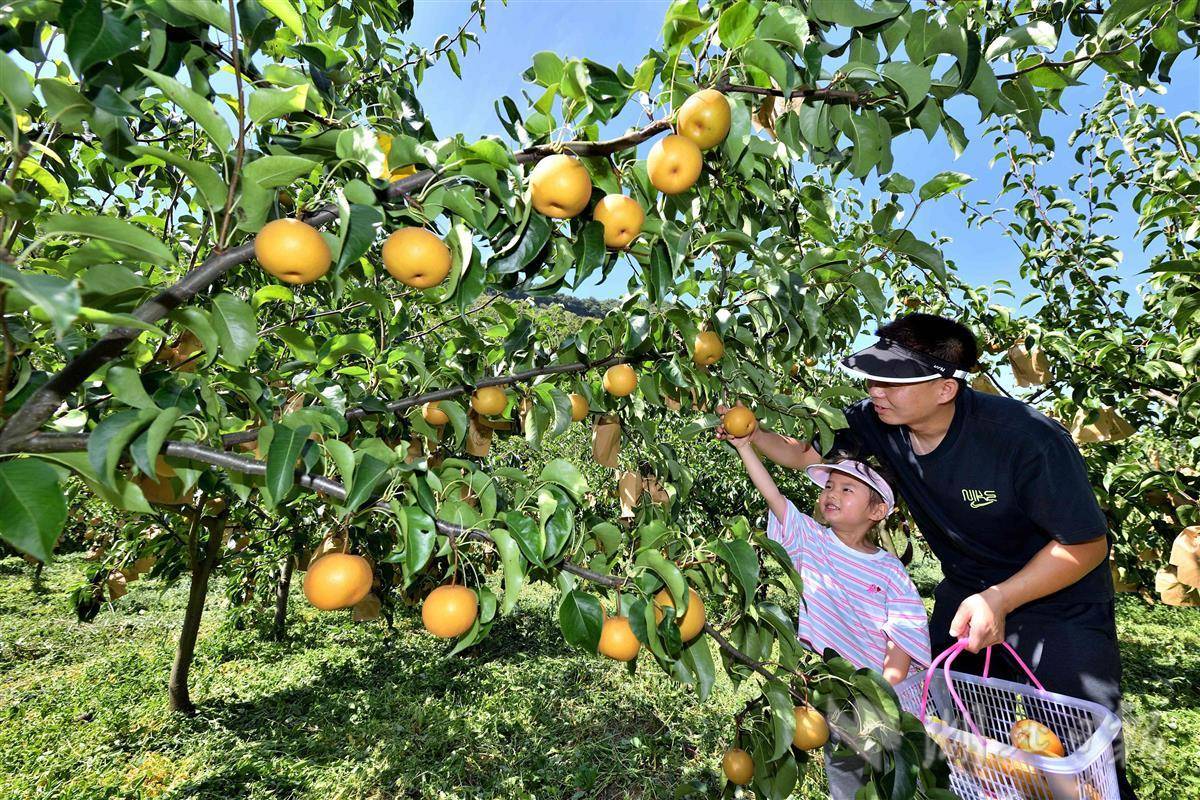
[896,640,1122,800]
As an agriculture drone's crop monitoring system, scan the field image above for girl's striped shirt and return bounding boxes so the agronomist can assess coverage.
[768,498,931,674]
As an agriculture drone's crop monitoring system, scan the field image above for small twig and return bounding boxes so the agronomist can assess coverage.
[216,0,247,250]
[0,285,14,413]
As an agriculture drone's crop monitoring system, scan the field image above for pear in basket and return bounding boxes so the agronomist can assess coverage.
[1011,719,1066,757]
[984,746,1052,800]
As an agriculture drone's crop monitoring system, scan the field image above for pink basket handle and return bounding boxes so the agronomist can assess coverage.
[918,636,1047,750]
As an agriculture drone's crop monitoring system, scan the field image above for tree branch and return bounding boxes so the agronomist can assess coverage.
[219,349,673,447]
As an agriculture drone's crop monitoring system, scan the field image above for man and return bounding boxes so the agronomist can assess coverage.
[732,313,1134,799]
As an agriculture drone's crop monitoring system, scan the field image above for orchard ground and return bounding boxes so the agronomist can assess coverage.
[2,552,1196,800]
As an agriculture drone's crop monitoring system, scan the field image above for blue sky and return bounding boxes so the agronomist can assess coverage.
[405,1,1200,306]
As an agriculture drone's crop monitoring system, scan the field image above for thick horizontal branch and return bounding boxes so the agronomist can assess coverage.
[221,349,671,447]
[714,80,882,107]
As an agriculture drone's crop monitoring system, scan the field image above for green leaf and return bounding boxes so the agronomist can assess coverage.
[138,67,232,154]
[757,3,808,50]
[759,536,804,598]
[985,21,1058,60]
[530,51,564,86]
[558,589,603,653]
[104,364,156,410]
[129,407,182,478]
[681,635,716,701]
[322,439,355,489]
[0,459,67,562]
[37,78,91,132]
[265,423,310,506]
[491,213,550,274]
[170,307,220,367]
[87,408,158,487]
[260,0,304,37]
[0,52,33,114]
[742,40,792,89]
[210,293,257,367]
[710,538,759,612]
[166,0,231,32]
[881,62,932,112]
[65,0,141,75]
[718,0,758,49]
[636,548,688,612]
[763,678,798,760]
[76,308,165,336]
[0,266,80,338]
[43,214,176,266]
[918,171,974,201]
[662,0,706,51]
[881,174,915,194]
[539,458,587,502]
[404,507,437,579]
[248,84,308,126]
[336,203,383,272]
[343,454,389,512]
[35,451,151,514]
[127,145,228,216]
[239,155,321,231]
[810,0,905,28]
[490,529,526,614]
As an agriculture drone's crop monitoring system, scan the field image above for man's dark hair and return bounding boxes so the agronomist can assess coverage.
[876,313,979,371]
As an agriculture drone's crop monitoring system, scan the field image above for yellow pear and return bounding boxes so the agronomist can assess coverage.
[529,154,592,218]
[471,386,507,416]
[677,89,731,150]
[382,227,452,289]
[647,134,703,195]
[693,331,725,366]
[603,364,637,397]
[254,219,332,285]
[592,194,645,249]
[570,393,589,422]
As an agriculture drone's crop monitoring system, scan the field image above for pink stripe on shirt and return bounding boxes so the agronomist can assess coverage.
[767,499,931,674]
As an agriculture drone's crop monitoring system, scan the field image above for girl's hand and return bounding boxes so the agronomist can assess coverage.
[715,404,756,450]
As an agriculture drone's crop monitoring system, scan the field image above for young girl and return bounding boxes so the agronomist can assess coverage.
[720,423,931,798]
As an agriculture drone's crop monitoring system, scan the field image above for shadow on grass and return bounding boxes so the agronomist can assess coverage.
[171,610,699,799]
[1118,636,1200,710]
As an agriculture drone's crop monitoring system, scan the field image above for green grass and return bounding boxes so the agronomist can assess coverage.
[1,555,1197,800]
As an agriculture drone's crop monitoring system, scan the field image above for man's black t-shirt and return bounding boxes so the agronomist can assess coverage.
[829,387,1113,606]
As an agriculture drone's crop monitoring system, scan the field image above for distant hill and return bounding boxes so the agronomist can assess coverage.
[502,290,616,319]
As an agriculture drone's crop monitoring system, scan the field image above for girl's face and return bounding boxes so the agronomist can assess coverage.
[819,471,888,528]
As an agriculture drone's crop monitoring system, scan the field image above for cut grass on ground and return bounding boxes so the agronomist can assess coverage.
[1,554,1197,800]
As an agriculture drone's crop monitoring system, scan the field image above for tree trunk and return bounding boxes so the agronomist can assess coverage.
[272,552,295,642]
[168,507,226,715]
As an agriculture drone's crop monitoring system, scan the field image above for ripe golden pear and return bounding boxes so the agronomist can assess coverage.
[254,219,332,285]
[382,227,452,289]
[303,553,373,610]
[471,386,508,416]
[692,330,725,366]
[570,393,589,422]
[1010,719,1065,757]
[792,705,830,750]
[647,134,703,195]
[422,584,478,638]
[677,89,731,150]
[602,364,638,397]
[423,401,449,426]
[592,194,644,249]
[723,405,757,438]
[529,154,592,218]
[597,616,641,661]
[653,587,706,641]
[722,747,754,785]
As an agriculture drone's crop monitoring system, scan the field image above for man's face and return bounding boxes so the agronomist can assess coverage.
[866,378,957,425]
